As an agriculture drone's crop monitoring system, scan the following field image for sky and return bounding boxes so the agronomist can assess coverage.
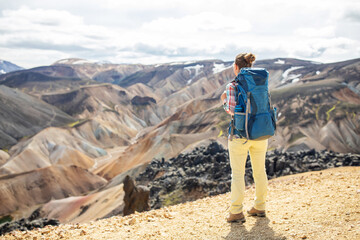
[0,0,359,68]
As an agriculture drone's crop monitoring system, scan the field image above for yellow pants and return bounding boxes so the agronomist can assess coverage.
[228,138,268,214]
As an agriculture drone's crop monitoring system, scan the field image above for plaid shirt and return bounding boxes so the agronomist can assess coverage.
[223,81,236,115]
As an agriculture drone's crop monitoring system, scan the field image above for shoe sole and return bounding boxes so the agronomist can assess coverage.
[227,218,246,223]
[248,212,266,217]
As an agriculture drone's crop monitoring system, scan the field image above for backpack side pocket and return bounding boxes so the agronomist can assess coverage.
[234,106,246,131]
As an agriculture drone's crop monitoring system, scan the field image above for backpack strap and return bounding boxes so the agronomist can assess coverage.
[229,80,237,141]
[230,117,235,141]
[268,91,271,107]
[244,92,251,144]
[268,91,274,110]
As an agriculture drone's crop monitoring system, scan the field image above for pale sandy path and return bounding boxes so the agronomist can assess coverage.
[2,166,360,240]
[90,146,127,172]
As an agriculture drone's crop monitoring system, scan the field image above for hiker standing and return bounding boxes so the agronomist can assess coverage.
[221,53,276,223]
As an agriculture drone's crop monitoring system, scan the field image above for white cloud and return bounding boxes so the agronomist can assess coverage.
[141,12,251,35]
[2,6,83,26]
[294,26,335,38]
[0,6,118,66]
[0,47,70,67]
[101,0,183,10]
[0,1,359,68]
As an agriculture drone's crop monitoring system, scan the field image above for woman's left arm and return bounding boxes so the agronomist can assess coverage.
[222,83,236,116]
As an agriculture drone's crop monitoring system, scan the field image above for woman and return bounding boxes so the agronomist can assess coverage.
[221,53,268,223]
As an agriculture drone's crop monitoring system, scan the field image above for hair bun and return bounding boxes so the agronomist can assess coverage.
[244,53,256,64]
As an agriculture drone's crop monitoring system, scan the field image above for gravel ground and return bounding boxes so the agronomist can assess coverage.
[1,166,359,240]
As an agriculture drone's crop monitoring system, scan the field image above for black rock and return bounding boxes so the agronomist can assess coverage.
[136,140,360,209]
[307,149,316,156]
[335,162,343,167]
[308,162,321,170]
[0,218,59,236]
[352,159,360,166]
[182,178,201,191]
[343,156,352,166]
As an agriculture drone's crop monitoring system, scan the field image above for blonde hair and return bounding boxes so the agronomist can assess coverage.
[235,53,256,69]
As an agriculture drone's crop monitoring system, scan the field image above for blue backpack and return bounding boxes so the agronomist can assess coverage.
[229,68,277,141]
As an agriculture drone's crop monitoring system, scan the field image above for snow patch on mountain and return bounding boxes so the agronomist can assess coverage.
[169,61,197,66]
[212,63,231,74]
[169,62,185,66]
[73,59,95,65]
[185,64,204,85]
[184,64,203,76]
[274,59,285,64]
[281,66,304,83]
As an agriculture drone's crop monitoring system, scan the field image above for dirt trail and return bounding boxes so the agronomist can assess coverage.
[2,166,360,240]
[90,146,127,172]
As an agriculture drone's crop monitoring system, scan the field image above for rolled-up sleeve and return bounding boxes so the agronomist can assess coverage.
[223,82,236,115]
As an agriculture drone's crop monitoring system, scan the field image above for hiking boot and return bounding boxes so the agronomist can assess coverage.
[226,212,246,223]
[247,207,266,217]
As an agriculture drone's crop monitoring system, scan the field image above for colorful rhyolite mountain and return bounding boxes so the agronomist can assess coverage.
[0,57,359,225]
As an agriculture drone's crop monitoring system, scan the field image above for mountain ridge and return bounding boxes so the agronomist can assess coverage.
[0,60,23,75]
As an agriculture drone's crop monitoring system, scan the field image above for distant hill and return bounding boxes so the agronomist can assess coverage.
[0,165,107,218]
[0,60,23,75]
[0,65,96,95]
[0,59,151,95]
[0,85,75,149]
[53,58,150,84]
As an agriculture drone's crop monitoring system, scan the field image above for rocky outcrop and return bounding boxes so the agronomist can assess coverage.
[136,141,360,209]
[123,176,150,216]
